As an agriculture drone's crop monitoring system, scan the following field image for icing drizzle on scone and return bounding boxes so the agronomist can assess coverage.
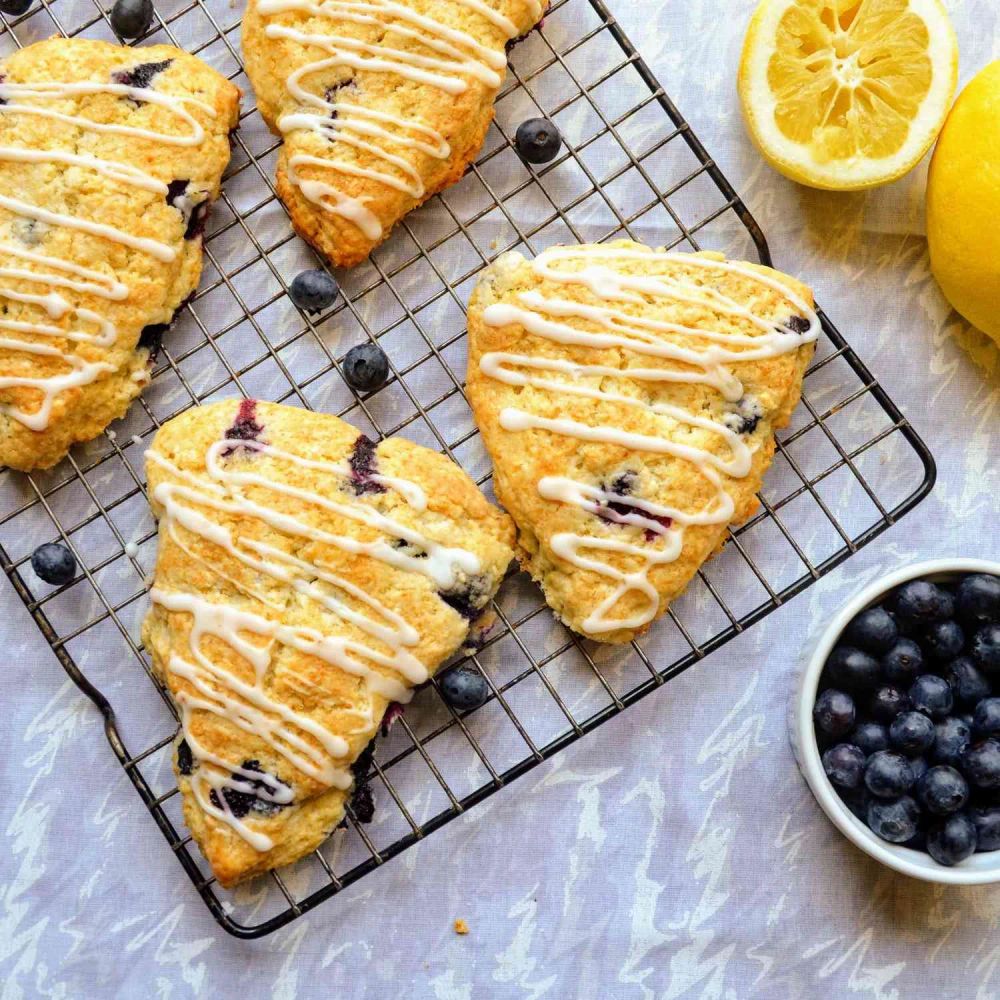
[255,0,540,238]
[480,245,820,635]
[0,68,218,431]
[147,424,485,850]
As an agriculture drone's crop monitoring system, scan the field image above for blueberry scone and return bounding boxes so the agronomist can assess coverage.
[0,39,240,472]
[466,241,819,644]
[141,400,514,886]
[242,0,546,268]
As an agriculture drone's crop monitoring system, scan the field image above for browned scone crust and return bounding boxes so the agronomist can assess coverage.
[466,241,816,644]
[242,0,546,268]
[0,38,240,471]
[142,400,514,886]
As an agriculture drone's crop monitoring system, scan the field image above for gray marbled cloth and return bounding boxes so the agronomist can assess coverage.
[2,1,999,997]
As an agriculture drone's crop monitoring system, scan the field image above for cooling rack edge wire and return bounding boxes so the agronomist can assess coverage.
[0,0,936,938]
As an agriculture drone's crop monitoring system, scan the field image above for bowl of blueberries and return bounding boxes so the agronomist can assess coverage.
[793,559,1000,883]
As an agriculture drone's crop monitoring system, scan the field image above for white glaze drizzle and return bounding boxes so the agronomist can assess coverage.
[148,432,483,849]
[255,0,531,237]
[0,70,218,430]
[480,246,818,634]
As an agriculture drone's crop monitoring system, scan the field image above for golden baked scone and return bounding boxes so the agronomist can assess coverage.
[0,38,240,472]
[466,241,818,644]
[242,0,546,267]
[141,399,514,886]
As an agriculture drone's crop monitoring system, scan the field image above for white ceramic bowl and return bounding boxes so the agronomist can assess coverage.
[792,558,1000,884]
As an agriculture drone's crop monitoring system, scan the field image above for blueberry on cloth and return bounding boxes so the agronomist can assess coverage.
[889,711,935,756]
[866,796,920,844]
[927,813,977,866]
[110,0,154,39]
[909,674,953,719]
[439,665,489,711]
[882,638,924,685]
[30,542,76,585]
[813,689,856,738]
[956,574,1000,627]
[0,0,33,15]
[343,343,389,393]
[864,750,915,798]
[844,606,898,655]
[917,765,969,815]
[826,646,881,692]
[515,117,562,164]
[289,269,339,314]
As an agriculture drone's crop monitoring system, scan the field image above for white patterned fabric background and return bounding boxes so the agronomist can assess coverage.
[2,1,1000,998]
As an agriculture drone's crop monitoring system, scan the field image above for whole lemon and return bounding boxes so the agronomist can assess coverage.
[927,62,1000,344]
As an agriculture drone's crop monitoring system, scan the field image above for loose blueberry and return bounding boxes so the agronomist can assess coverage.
[927,812,977,866]
[933,716,971,767]
[823,743,866,790]
[970,805,1000,851]
[849,721,889,756]
[813,689,856,738]
[909,674,953,719]
[923,620,965,662]
[894,580,954,626]
[30,542,76,585]
[0,0,33,15]
[946,655,992,708]
[343,342,389,393]
[844,606,898,655]
[826,646,881,693]
[889,711,936,756]
[971,625,1000,674]
[869,685,910,723]
[973,697,1000,739]
[864,750,914,798]
[956,574,1000,627]
[110,0,155,39]
[439,665,489,711]
[917,765,969,816]
[866,796,920,844]
[882,638,924,685]
[514,117,562,164]
[289,268,339,313]
[962,739,1000,789]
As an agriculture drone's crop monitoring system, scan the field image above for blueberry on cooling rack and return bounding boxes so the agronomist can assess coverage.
[439,665,489,711]
[110,0,154,38]
[515,117,562,164]
[289,269,339,314]
[30,542,76,586]
[342,343,389,393]
[0,0,33,15]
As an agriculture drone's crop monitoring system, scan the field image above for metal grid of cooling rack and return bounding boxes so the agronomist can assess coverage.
[0,0,935,939]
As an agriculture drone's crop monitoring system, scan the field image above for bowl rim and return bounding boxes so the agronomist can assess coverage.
[796,557,1000,884]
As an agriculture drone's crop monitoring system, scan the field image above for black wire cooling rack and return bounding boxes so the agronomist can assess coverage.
[0,0,935,938]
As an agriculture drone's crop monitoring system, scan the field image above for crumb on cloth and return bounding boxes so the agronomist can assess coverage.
[453,919,469,935]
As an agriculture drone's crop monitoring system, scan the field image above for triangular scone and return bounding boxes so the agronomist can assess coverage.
[0,39,240,471]
[141,400,514,886]
[466,241,818,644]
[241,0,546,268]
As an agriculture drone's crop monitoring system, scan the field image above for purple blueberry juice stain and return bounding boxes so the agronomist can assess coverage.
[111,59,173,90]
[220,399,266,457]
[208,759,291,819]
[380,702,404,737]
[348,434,387,496]
[596,471,672,540]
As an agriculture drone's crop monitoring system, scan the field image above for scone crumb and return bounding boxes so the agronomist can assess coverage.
[453,918,469,935]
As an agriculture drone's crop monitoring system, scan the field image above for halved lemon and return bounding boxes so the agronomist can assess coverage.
[738,0,958,190]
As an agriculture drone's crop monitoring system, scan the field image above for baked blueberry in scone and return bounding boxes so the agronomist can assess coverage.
[0,38,240,472]
[241,0,547,268]
[466,240,819,644]
[141,400,514,887]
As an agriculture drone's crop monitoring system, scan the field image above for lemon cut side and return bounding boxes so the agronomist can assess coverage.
[739,0,958,190]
